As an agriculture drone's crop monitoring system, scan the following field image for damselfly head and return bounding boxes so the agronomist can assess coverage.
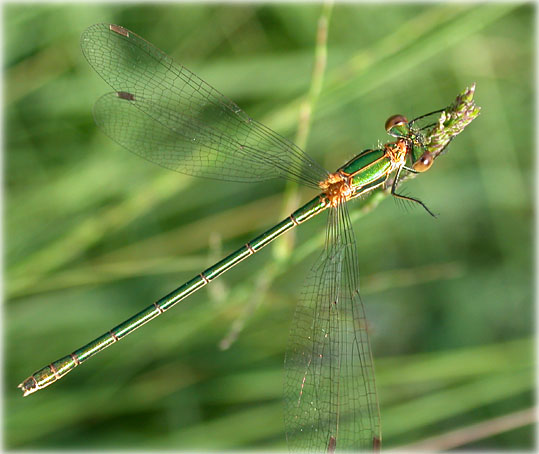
[385,114,409,138]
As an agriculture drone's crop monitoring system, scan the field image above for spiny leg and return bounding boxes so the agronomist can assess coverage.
[409,108,445,128]
[402,165,419,174]
[391,165,436,218]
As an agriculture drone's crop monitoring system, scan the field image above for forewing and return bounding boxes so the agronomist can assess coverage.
[81,24,328,187]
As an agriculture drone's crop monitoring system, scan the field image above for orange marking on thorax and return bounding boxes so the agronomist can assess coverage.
[319,171,352,207]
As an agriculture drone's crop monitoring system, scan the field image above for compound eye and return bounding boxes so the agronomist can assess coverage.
[385,114,409,137]
[412,151,434,172]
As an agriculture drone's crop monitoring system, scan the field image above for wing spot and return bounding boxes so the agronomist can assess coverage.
[109,24,129,37]
[117,91,135,101]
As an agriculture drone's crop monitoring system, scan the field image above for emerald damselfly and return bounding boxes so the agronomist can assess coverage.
[19,23,480,453]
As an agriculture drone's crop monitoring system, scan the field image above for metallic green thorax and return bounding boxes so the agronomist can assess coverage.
[340,149,392,192]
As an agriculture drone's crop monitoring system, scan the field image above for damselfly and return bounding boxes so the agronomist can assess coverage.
[19,23,480,453]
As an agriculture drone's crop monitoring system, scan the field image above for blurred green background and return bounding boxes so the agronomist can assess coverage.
[5,3,534,452]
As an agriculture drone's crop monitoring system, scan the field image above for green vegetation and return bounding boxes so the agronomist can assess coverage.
[5,3,533,451]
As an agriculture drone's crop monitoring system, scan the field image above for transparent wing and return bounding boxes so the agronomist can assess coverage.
[284,202,381,453]
[81,24,329,188]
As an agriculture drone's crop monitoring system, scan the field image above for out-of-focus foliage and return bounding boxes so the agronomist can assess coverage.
[5,3,533,452]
